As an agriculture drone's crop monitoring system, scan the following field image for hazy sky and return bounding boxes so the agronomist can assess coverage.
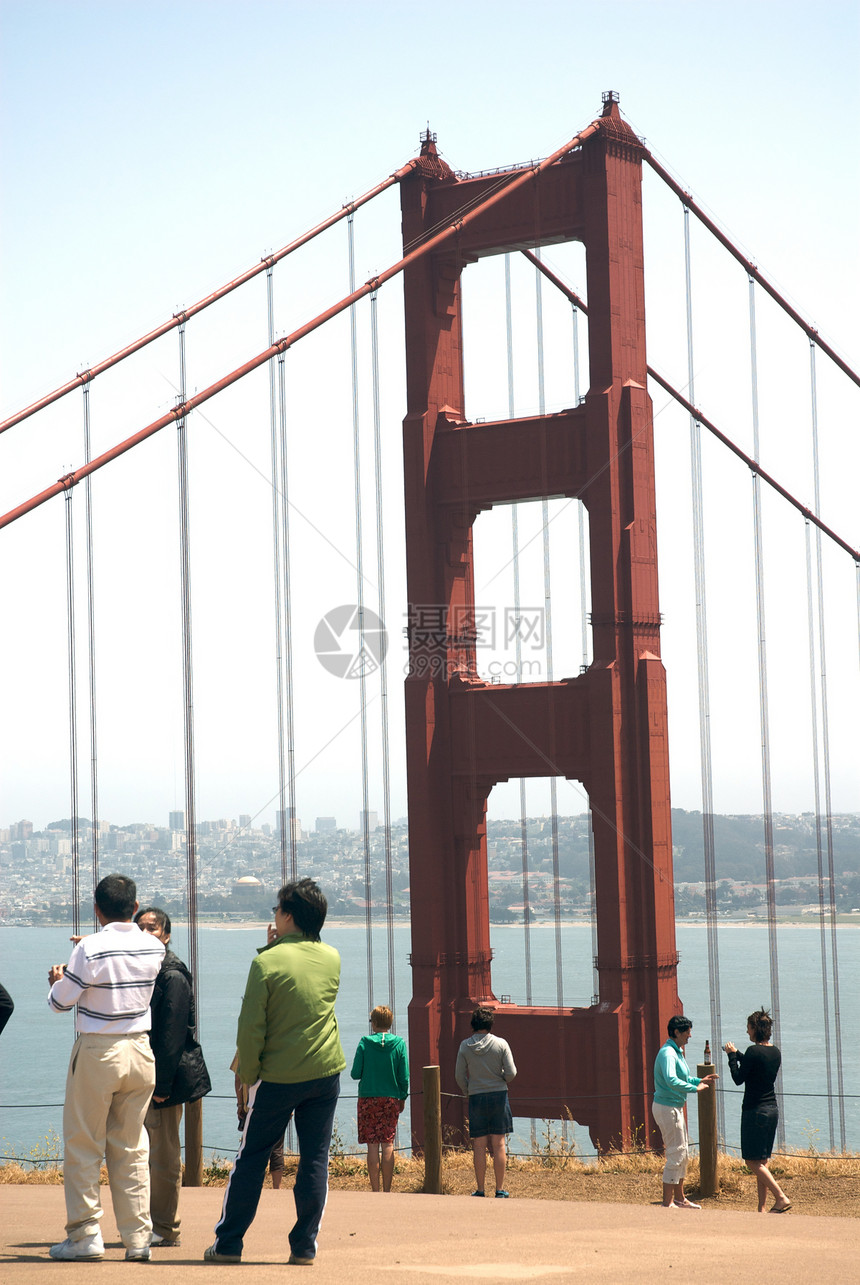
[1,1,858,833]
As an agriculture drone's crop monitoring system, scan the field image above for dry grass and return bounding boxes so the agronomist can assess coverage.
[3,1134,858,1218]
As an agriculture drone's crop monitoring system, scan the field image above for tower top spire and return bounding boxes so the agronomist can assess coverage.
[601,89,620,117]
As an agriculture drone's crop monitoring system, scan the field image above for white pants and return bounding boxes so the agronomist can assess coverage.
[63,1032,155,1249]
[652,1102,689,1185]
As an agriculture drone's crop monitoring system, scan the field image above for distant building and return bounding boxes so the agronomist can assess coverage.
[169,811,185,832]
[359,810,379,833]
[232,875,264,906]
[277,809,302,841]
[10,820,33,841]
[239,814,252,829]
[315,817,337,833]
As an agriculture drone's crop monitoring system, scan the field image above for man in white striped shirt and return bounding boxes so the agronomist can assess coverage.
[47,873,165,1262]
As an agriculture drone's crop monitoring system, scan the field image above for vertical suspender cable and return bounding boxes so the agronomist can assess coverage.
[683,209,724,1138]
[267,268,288,884]
[506,253,533,1005]
[573,298,598,1002]
[804,516,835,1148]
[807,340,846,1148]
[277,349,298,882]
[534,249,564,1011]
[176,321,199,1000]
[65,489,81,937]
[82,380,99,923]
[369,289,397,1018]
[747,277,783,1144]
[348,213,374,1013]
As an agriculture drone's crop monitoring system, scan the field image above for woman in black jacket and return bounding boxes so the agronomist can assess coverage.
[135,907,211,1245]
[723,1007,791,1213]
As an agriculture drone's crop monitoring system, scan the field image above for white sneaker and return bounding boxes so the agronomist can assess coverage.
[49,1232,105,1260]
[125,1245,151,1262]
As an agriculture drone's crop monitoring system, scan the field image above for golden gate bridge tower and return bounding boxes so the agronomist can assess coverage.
[401,92,679,1151]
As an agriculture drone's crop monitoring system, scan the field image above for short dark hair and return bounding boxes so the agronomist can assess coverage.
[276,879,327,941]
[95,874,137,921]
[668,1014,692,1038]
[747,1007,773,1043]
[134,906,171,937]
[471,1006,494,1032]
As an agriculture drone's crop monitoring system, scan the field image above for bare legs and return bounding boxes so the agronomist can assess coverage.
[367,1142,395,1192]
[747,1159,789,1212]
[471,1134,507,1194]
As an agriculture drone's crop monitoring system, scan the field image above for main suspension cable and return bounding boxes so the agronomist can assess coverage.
[518,248,860,563]
[0,163,418,437]
[643,151,860,391]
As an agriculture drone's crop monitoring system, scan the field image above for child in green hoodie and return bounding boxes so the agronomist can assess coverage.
[350,1005,409,1191]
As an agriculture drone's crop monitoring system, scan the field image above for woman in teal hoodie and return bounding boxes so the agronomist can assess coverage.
[350,1006,409,1191]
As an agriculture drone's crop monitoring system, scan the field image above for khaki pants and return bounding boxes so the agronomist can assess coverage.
[62,1032,155,1249]
[652,1102,689,1185]
[145,1102,183,1239]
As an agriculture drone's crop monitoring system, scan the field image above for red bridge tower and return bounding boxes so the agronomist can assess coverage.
[401,96,680,1152]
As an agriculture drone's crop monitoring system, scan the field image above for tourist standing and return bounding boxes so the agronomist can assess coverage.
[723,1007,791,1212]
[455,1006,516,1199]
[47,874,165,1261]
[350,1005,409,1191]
[652,1014,718,1210]
[205,879,345,1267]
[134,906,211,1246]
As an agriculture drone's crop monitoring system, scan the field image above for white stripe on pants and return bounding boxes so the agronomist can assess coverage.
[62,1032,155,1248]
[652,1102,689,1185]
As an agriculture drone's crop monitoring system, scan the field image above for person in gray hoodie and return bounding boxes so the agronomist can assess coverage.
[455,1007,517,1198]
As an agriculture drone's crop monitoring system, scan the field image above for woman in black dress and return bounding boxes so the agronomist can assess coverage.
[723,1007,791,1213]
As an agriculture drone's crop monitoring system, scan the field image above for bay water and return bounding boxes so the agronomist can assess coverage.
[1,922,856,1165]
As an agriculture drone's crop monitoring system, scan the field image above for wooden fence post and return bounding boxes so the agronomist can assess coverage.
[422,1065,442,1194]
[696,1057,717,1197]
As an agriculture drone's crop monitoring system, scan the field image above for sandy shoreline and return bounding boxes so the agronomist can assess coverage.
[9,916,858,931]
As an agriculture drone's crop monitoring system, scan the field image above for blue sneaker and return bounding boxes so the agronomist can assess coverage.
[495,1189,511,1198]
[471,1190,485,1197]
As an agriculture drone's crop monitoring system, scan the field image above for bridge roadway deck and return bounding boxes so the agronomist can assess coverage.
[2,1186,856,1283]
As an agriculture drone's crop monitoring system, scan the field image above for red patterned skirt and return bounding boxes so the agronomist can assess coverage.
[357,1095,401,1144]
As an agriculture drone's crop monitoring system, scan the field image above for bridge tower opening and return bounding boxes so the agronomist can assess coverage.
[400,97,680,1153]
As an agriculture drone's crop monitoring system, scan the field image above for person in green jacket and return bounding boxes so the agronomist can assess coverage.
[205,879,345,1267]
[350,1005,409,1192]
